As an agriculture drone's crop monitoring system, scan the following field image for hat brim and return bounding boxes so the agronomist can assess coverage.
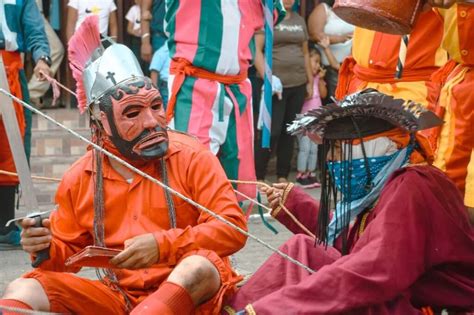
[288,89,443,140]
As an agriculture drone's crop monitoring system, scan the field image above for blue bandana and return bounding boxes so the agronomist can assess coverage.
[326,145,413,245]
[327,153,396,203]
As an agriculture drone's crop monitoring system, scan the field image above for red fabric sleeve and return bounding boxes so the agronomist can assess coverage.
[154,150,247,266]
[272,185,320,235]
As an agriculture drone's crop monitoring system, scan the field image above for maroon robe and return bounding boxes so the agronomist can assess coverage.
[225,166,474,314]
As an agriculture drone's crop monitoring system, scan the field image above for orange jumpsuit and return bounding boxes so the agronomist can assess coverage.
[433,3,474,207]
[336,10,447,107]
[23,131,248,314]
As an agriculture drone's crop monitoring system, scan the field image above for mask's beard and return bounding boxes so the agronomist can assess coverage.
[104,108,169,161]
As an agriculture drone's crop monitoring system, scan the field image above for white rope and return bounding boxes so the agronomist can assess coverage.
[0,88,316,274]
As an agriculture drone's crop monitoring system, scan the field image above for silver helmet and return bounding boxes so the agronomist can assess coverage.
[82,41,144,106]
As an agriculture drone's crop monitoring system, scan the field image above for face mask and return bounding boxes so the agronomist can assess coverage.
[100,80,169,161]
[326,153,395,202]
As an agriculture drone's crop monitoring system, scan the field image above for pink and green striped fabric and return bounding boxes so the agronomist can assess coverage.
[165,0,285,75]
[165,0,285,198]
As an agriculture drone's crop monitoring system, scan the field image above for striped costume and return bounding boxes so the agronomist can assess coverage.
[336,10,447,108]
[165,0,285,196]
[433,3,474,208]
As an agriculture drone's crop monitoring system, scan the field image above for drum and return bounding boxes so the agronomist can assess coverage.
[333,0,425,35]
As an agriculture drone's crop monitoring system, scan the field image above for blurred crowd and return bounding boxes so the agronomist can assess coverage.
[9,0,355,187]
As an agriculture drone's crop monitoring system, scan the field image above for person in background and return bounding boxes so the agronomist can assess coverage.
[307,0,354,104]
[254,0,313,184]
[126,0,148,74]
[140,0,166,62]
[66,0,118,41]
[0,0,51,249]
[296,45,328,188]
[334,9,447,108]
[149,42,170,109]
[28,0,64,109]
[429,0,474,224]
[163,0,285,198]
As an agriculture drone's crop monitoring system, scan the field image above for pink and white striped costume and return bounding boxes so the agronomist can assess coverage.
[165,0,285,197]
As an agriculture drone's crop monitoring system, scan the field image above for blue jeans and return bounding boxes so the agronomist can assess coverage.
[297,135,318,173]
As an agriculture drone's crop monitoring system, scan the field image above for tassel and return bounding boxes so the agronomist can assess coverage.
[257,191,278,234]
[42,71,61,106]
[395,35,410,80]
[67,15,101,113]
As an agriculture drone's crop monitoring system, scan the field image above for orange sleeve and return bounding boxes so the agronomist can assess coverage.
[154,150,248,266]
[37,175,93,271]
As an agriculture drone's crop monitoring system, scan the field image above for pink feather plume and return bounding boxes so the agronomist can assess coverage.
[68,15,101,114]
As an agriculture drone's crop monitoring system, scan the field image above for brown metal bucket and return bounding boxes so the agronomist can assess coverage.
[333,0,425,35]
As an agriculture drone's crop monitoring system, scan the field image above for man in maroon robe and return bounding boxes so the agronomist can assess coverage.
[223,89,474,314]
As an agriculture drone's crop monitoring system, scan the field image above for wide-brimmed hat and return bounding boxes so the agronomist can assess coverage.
[288,89,443,140]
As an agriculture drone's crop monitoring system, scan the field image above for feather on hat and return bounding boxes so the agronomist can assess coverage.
[68,15,101,114]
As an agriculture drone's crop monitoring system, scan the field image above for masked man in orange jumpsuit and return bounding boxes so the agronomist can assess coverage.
[0,16,247,315]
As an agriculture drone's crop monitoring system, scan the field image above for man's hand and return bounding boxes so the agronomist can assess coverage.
[426,0,457,8]
[271,75,283,100]
[306,131,323,144]
[260,183,288,210]
[141,41,153,62]
[333,33,352,44]
[110,233,159,269]
[20,218,52,254]
[33,60,52,81]
[306,82,314,100]
[319,36,331,49]
[318,67,327,79]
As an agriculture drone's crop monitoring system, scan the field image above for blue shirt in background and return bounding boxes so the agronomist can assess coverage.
[150,43,170,82]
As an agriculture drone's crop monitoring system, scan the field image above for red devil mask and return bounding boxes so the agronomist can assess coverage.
[98,77,169,161]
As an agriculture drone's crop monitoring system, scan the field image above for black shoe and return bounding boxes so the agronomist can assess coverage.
[303,176,321,189]
[296,176,310,186]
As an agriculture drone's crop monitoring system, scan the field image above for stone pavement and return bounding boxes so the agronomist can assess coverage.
[0,108,322,294]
